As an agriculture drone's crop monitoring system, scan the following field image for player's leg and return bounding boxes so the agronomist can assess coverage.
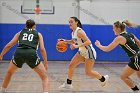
[33,62,49,93]
[120,65,139,92]
[136,70,140,78]
[26,49,49,93]
[1,62,19,92]
[59,52,84,89]
[68,53,85,80]
[85,59,109,87]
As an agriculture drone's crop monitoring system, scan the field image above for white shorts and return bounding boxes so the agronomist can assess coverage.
[78,45,97,60]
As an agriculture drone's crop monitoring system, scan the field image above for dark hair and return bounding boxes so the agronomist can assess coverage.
[114,21,125,31]
[70,17,82,28]
[26,19,35,29]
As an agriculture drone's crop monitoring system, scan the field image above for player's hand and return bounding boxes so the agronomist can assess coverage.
[57,38,65,42]
[44,61,48,70]
[95,40,101,47]
[0,54,3,60]
[70,44,78,50]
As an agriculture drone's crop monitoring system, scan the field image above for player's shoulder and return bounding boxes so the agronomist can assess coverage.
[77,27,85,34]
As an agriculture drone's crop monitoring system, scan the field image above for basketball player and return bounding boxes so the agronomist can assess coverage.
[95,20,140,93]
[59,17,109,89]
[0,19,49,93]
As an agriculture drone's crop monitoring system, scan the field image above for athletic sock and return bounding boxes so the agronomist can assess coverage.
[67,79,72,84]
[99,76,105,82]
[131,86,139,91]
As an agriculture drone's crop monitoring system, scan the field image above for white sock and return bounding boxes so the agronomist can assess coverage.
[1,87,6,92]
[44,92,48,93]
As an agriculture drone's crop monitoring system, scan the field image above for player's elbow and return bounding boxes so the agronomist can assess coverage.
[87,40,91,45]
[104,49,110,52]
[103,48,111,52]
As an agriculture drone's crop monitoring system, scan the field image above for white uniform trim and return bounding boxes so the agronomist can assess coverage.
[124,44,136,54]
[134,56,139,70]
[72,27,97,60]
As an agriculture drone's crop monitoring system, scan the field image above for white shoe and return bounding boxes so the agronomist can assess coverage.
[101,75,109,87]
[59,83,73,89]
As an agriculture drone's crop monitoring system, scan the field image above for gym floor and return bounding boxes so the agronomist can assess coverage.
[0,61,139,93]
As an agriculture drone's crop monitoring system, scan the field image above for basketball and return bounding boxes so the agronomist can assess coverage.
[56,40,68,52]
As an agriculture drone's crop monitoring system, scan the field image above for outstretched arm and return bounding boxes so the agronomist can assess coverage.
[0,32,20,60]
[95,36,126,52]
[38,33,48,70]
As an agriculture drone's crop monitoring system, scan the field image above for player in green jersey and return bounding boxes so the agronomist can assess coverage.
[0,19,49,93]
[95,20,140,93]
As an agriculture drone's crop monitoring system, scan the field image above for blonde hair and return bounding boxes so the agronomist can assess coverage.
[114,20,138,31]
[122,20,137,28]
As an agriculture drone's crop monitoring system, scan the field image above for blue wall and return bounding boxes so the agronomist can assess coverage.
[0,24,140,62]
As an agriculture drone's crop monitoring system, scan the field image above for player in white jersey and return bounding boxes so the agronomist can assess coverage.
[59,17,109,89]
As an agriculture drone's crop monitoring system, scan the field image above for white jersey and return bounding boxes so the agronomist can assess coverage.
[72,27,97,60]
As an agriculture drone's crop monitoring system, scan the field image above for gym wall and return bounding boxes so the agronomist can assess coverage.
[0,0,140,61]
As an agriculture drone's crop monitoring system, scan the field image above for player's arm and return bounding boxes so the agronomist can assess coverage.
[0,32,20,58]
[65,40,75,44]
[77,29,91,48]
[58,38,75,44]
[134,35,140,48]
[95,36,126,52]
[38,33,48,67]
[70,29,91,50]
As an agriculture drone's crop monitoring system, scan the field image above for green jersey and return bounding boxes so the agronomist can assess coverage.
[18,28,39,50]
[119,31,139,57]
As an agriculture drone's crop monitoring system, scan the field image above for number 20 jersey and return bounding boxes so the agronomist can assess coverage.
[18,28,39,50]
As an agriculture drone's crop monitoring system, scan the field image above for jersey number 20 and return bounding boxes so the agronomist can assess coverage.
[22,33,34,41]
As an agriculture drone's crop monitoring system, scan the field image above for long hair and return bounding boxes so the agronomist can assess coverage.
[114,20,137,31]
[70,17,82,28]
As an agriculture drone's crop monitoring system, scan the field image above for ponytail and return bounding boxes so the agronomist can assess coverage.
[122,20,137,28]
[70,17,82,28]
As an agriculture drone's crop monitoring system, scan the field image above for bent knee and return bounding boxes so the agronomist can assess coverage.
[85,70,93,76]
[120,74,128,80]
[69,63,76,69]
[41,73,48,80]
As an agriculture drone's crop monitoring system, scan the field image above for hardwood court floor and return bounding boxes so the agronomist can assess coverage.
[0,61,140,93]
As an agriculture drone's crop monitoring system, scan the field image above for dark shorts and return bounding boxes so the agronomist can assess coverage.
[12,48,40,69]
[128,53,140,71]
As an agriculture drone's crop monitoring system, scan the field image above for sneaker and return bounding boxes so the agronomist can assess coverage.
[59,83,73,89]
[101,75,109,87]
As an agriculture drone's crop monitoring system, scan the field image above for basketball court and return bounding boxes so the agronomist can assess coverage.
[0,61,139,93]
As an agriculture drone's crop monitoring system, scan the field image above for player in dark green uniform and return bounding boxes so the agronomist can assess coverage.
[0,19,49,93]
[95,20,140,93]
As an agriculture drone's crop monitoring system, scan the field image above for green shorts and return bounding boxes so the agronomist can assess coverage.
[12,48,40,69]
[128,53,140,71]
